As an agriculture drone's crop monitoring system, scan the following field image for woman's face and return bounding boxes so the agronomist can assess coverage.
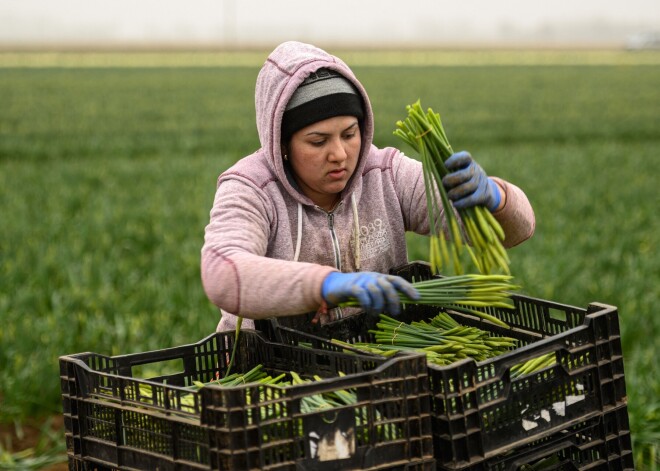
[286,115,361,211]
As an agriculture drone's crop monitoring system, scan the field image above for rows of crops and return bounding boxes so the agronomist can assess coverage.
[0,51,658,467]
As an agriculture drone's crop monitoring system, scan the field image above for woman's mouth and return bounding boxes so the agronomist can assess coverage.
[327,168,347,180]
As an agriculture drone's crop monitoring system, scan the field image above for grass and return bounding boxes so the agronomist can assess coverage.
[0,51,658,468]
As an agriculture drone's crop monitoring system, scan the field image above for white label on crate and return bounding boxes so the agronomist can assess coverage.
[314,428,355,460]
[566,395,585,406]
[306,409,356,461]
[541,409,551,422]
[522,419,538,431]
[309,432,320,458]
[552,402,566,416]
[576,383,585,391]
[522,390,588,432]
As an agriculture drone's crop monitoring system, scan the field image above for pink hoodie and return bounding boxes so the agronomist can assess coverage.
[201,41,535,331]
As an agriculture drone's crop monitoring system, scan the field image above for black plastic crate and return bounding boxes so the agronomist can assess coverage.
[255,261,629,469]
[60,330,435,470]
[439,403,634,470]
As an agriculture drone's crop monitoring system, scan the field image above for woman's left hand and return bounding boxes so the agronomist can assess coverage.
[442,151,502,212]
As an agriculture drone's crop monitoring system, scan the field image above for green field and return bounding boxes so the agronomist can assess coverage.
[1,51,658,468]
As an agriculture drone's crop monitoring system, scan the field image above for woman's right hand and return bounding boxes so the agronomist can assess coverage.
[321,271,420,317]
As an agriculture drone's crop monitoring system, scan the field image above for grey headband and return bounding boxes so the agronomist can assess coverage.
[281,69,364,141]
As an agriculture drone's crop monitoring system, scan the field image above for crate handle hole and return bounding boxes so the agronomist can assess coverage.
[131,358,184,379]
[548,308,567,322]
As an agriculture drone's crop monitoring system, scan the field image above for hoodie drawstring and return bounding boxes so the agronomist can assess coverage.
[351,193,361,271]
[293,202,303,262]
[292,195,361,271]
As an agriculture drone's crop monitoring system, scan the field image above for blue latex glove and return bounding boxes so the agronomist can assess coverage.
[442,151,501,212]
[321,272,420,317]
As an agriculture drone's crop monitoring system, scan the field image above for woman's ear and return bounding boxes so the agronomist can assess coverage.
[281,144,289,161]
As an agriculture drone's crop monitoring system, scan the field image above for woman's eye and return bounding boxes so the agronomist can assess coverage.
[311,141,325,147]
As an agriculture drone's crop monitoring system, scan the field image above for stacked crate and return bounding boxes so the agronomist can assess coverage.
[60,330,435,470]
[255,261,634,470]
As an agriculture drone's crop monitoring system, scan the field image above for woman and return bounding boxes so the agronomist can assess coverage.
[201,41,535,331]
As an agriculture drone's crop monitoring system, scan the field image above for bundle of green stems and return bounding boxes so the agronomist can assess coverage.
[190,367,378,429]
[333,313,559,378]
[192,364,285,389]
[510,352,558,379]
[335,313,517,365]
[394,100,510,275]
[342,273,518,327]
[142,364,286,408]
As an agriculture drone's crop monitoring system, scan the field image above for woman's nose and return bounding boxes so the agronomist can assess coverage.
[328,138,348,161]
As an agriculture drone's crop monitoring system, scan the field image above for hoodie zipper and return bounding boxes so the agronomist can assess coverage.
[325,205,345,320]
[316,202,343,271]
[314,202,346,320]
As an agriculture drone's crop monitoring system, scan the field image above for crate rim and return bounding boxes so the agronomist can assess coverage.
[271,304,619,380]
[60,329,429,399]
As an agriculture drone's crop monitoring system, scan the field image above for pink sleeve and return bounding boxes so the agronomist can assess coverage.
[490,177,536,247]
[201,179,335,320]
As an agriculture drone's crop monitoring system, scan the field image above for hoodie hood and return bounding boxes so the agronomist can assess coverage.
[255,41,374,205]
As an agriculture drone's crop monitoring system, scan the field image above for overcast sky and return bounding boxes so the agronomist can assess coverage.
[1,0,659,48]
